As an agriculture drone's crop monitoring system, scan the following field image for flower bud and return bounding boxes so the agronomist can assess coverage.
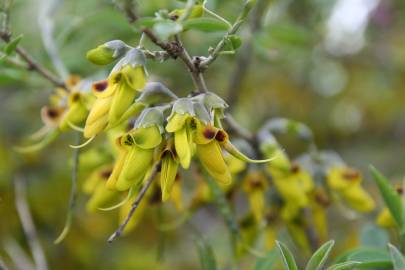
[86,40,130,65]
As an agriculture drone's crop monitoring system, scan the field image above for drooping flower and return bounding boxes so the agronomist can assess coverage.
[84,165,122,212]
[326,166,375,212]
[165,98,195,169]
[15,76,91,153]
[194,121,274,185]
[160,139,180,202]
[106,108,164,191]
[242,171,268,223]
[84,48,147,138]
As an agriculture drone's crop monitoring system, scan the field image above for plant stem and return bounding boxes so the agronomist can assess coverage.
[0,33,67,90]
[203,7,232,28]
[54,132,81,244]
[108,161,161,242]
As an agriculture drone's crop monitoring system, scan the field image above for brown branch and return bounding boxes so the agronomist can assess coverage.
[0,33,67,90]
[115,0,207,92]
[107,161,161,243]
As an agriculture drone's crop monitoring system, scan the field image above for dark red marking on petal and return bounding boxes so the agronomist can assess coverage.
[93,80,108,92]
[342,169,360,181]
[215,130,227,142]
[46,108,60,118]
[203,128,216,140]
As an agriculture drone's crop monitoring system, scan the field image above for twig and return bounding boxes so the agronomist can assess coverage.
[14,176,49,270]
[54,132,81,244]
[107,161,161,243]
[224,113,255,143]
[0,0,67,90]
[198,1,257,70]
[38,0,69,80]
[114,0,205,91]
[0,34,67,89]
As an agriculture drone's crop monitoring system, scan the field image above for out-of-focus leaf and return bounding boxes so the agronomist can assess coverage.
[134,17,159,29]
[153,20,183,40]
[194,237,217,270]
[388,244,405,270]
[335,247,392,269]
[182,17,229,32]
[370,165,403,229]
[221,35,242,54]
[305,240,335,270]
[360,223,389,248]
[327,261,361,270]
[4,34,23,55]
[254,249,279,270]
[276,241,298,270]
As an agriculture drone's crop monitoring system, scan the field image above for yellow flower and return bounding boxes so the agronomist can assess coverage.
[59,92,89,131]
[195,125,232,185]
[243,171,268,222]
[166,112,195,169]
[195,122,273,185]
[377,208,395,228]
[271,164,314,221]
[326,167,375,212]
[224,153,246,174]
[84,49,147,138]
[160,140,180,202]
[107,125,162,191]
[84,166,123,212]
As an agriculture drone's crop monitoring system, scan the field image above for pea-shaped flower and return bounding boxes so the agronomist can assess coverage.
[84,48,147,138]
[166,98,196,169]
[160,139,180,202]
[194,122,274,185]
[326,166,375,212]
[106,108,164,191]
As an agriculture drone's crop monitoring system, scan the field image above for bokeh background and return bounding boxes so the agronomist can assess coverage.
[1,0,405,269]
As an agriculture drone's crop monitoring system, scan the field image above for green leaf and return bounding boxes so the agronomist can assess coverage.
[134,17,159,29]
[276,241,298,270]
[388,244,405,270]
[305,240,335,270]
[153,20,183,40]
[336,247,392,268]
[327,261,361,270]
[221,35,242,54]
[182,18,230,32]
[370,165,403,229]
[360,223,389,248]
[4,34,23,55]
[194,237,217,270]
[254,249,280,270]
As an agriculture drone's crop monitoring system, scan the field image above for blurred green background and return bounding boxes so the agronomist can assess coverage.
[1,0,405,269]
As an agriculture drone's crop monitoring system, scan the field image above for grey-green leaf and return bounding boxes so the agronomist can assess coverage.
[305,240,335,270]
[327,261,361,270]
[5,34,23,55]
[182,18,230,32]
[370,165,403,229]
[388,244,405,270]
[276,241,298,270]
[254,249,279,270]
[153,20,183,40]
[194,237,217,270]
